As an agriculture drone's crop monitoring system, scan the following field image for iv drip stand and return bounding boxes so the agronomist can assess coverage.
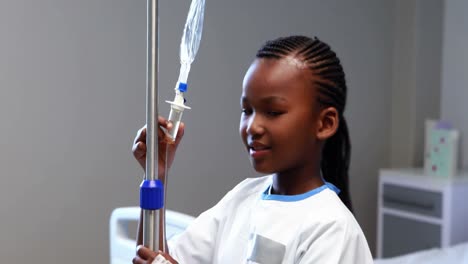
[140,0,165,252]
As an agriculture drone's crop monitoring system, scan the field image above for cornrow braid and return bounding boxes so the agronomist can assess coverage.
[256,36,353,212]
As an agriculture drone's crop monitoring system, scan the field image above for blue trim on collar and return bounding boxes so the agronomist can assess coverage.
[261,182,341,202]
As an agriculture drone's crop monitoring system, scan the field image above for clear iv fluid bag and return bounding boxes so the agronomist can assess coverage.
[166,0,205,142]
[177,0,205,86]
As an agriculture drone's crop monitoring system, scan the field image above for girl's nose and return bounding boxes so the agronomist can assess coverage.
[246,114,265,136]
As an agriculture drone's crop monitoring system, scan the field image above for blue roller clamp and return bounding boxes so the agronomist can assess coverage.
[140,179,164,210]
[178,82,188,93]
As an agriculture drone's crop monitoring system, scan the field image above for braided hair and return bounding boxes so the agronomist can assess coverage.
[256,36,353,212]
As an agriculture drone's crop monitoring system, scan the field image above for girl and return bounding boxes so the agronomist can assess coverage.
[132,35,373,264]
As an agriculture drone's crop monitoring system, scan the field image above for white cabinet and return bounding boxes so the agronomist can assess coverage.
[377,168,468,258]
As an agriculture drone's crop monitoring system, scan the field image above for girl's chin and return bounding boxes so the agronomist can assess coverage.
[251,162,275,174]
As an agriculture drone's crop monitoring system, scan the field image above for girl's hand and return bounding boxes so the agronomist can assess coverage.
[132,116,185,178]
[133,246,179,264]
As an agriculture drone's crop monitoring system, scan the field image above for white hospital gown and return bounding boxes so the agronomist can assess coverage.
[168,175,373,264]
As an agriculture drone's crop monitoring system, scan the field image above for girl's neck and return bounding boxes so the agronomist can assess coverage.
[271,165,324,195]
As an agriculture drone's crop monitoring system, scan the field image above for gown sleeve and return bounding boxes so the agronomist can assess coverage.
[168,186,239,264]
[168,207,220,263]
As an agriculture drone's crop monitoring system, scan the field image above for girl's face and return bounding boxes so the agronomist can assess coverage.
[240,57,321,174]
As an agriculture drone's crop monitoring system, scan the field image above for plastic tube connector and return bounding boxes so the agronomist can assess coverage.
[166,89,191,142]
[140,179,164,210]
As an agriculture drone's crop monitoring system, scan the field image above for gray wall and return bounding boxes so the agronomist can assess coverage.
[441,0,468,170]
[0,1,146,263]
[0,0,397,262]
[389,0,443,168]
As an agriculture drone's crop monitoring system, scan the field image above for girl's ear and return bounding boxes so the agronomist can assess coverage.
[316,107,339,140]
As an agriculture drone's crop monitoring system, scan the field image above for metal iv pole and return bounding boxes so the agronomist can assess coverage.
[140,0,164,252]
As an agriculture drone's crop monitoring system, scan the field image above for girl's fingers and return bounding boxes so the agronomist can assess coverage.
[134,117,180,156]
[132,141,147,159]
[134,246,175,264]
[135,117,171,145]
[158,116,167,126]
[134,126,147,145]
[158,116,173,131]
[132,256,144,264]
[136,245,156,260]
[157,124,168,140]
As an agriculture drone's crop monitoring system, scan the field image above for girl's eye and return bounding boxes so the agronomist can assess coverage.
[267,111,283,117]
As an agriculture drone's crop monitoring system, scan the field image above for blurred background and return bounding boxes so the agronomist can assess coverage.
[0,0,466,263]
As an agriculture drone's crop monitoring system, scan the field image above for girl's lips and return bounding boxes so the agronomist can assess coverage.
[247,141,271,158]
[248,141,270,150]
[249,148,271,158]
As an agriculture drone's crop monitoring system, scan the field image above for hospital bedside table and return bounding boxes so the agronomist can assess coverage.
[377,168,468,258]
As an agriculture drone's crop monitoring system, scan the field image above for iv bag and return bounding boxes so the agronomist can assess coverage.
[177,0,205,86]
[166,0,205,142]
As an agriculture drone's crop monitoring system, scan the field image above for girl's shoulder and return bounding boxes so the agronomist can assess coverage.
[294,190,373,262]
[297,189,365,239]
[303,188,356,222]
